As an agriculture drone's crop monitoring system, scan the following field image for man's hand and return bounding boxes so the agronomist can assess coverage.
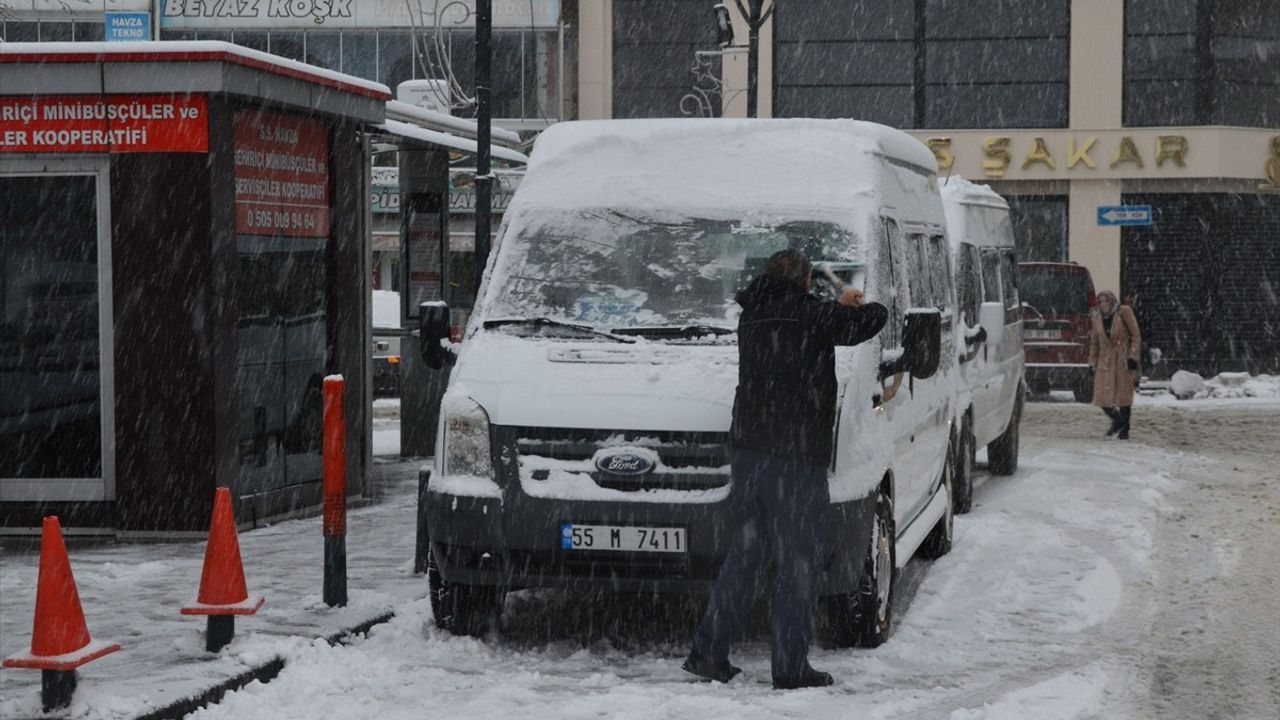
[838,288,865,307]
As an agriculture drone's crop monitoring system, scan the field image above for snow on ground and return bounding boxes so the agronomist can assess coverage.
[3,399,1275,720]
[0,466,425,720]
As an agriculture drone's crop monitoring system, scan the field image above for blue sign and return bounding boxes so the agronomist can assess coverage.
[105,12,151,42]
[1097,205,1152,226]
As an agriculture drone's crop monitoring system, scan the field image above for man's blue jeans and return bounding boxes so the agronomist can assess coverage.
[692,447,829,679]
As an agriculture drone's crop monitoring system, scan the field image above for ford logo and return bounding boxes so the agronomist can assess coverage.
[594,450,655,476]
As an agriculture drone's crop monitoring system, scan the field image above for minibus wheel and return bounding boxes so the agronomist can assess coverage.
[428,546,505,636]
[953,420,975,514]
[987,391,1022,476]
[825,486,895,648]
[919,456,954,559]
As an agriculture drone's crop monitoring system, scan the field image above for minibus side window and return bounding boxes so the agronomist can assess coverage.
[981,249,1002,303]
[958,244,981,326]
[878,218,903,348]
[907,233,932,308]
[1000,248,1019,315]
[927,234,953,312]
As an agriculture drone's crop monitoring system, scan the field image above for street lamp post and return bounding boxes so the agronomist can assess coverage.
[474,0,493,281]
[716,1,774,118]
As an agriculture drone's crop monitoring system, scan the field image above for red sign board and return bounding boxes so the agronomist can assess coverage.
[234,111,330,238]
[0,95,209,153]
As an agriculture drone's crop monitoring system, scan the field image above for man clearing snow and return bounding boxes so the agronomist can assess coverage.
[683,248,888,690]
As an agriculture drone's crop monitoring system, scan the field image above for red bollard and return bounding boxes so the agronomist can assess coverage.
[322,374,347,607]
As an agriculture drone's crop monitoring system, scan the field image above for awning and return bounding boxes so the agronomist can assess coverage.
[375,119,529,165]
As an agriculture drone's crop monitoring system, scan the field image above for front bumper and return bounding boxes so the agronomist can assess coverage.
[1025,362,1090,391]
[420,467,874,596]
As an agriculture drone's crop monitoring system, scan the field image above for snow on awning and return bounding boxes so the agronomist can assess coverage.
[376,119,529,165]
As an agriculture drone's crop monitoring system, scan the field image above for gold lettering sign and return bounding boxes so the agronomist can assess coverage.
[1155,135,1188,167]
[1264,135,1280,189]
[1022,137,1056,170]
[983,137,1012,178]
[1110,136,1145,169]
[1068,136,1098,169]
[926,137,954,171]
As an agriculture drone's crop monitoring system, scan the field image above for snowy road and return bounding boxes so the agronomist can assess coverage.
[179,399,1278,720]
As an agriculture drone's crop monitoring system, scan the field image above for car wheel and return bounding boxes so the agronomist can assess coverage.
[919,455,954,559]
[427,545,504,636]
[826,486,895,648]
[953,421,975,514]
[1072,376,1094,403]
[987,392,1022,476]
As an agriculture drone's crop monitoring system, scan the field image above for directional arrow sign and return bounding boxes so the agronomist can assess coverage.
[1097,205,1152,226]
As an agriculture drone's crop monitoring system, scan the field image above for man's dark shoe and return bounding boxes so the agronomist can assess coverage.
[772,666,834,690]
[681,649,742,683]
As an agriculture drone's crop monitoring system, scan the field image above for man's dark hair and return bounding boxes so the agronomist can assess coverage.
[763,248,812,288]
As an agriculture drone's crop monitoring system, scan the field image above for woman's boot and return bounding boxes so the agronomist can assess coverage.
[1104,408,1123,436]
[1117,407,1131,440]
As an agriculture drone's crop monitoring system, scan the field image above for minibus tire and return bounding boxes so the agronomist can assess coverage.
[825,488,895,648]
[953,421,975,514]
[918,457,954,559]
[987,394,1022,476]
[428,546,504,636]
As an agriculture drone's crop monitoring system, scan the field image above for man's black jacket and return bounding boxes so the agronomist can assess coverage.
[729,274,889,470]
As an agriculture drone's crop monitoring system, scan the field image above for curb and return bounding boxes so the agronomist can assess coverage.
[2,611,401,720]
[131,611,397,720]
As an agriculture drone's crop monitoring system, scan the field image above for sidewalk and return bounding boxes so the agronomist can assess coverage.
[0,453,424,720]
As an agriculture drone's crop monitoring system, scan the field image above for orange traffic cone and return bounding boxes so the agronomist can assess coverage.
[3,517,120,710]
[181,487,263,652]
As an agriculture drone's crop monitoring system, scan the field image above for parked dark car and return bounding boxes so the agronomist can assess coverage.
[1019,262,1097,401]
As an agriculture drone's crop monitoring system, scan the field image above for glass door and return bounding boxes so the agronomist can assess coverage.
[235,236,327,496]
[0,164,113,502]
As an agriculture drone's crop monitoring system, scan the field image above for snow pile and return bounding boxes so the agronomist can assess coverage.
[1168,371,1278,400]
[1168,370,1205,399]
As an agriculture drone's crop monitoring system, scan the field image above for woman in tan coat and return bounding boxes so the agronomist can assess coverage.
[1089,291,1142,439]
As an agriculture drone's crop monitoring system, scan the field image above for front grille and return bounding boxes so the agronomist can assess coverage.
[497,426,731,492]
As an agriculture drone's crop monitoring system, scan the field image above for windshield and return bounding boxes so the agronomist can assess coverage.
[1020,268,1092,316]
[486,209,858,329]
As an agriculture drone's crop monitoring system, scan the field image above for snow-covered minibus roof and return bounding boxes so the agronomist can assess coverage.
[507,119,939,218]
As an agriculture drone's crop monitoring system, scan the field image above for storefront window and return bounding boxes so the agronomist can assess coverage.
[40,21,73,41]
[342,30,378,81]
[232,30,270,54]
[775,1,915,125]
[75,22,105,41]
[306,32,342,71]
[775,0,1069,128]
[1006,195,1068,262]
[1125,0,1280,127]
[0,175,103,480]
[3,21,39,42]
[379,30,415,92]
[271,31,307,63]
[612,0,722,118]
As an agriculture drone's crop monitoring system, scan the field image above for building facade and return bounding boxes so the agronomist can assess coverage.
[584,0,1279,374]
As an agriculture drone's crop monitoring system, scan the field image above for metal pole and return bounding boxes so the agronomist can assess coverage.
[323,376,348,608]
[747,0,761,118]
[474,0,493,281]
[41,670,76,712]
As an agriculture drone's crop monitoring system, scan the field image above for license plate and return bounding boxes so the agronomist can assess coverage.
[560,523,687,553]
[1025,328,1062,340]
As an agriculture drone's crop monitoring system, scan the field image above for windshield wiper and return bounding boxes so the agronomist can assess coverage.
[483,317,636,343]
[612,324,736,339]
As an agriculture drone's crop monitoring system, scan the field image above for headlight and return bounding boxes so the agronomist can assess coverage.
[442,396,494,478]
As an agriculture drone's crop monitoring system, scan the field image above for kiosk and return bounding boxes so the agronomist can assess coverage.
[0,42,390,536]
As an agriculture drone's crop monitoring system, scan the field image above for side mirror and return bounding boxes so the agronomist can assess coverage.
[978,301,1004,354]
[419,301,453,369]
[880,308,942,380]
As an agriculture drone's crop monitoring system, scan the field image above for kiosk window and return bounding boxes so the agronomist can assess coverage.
[0,175,103,479]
